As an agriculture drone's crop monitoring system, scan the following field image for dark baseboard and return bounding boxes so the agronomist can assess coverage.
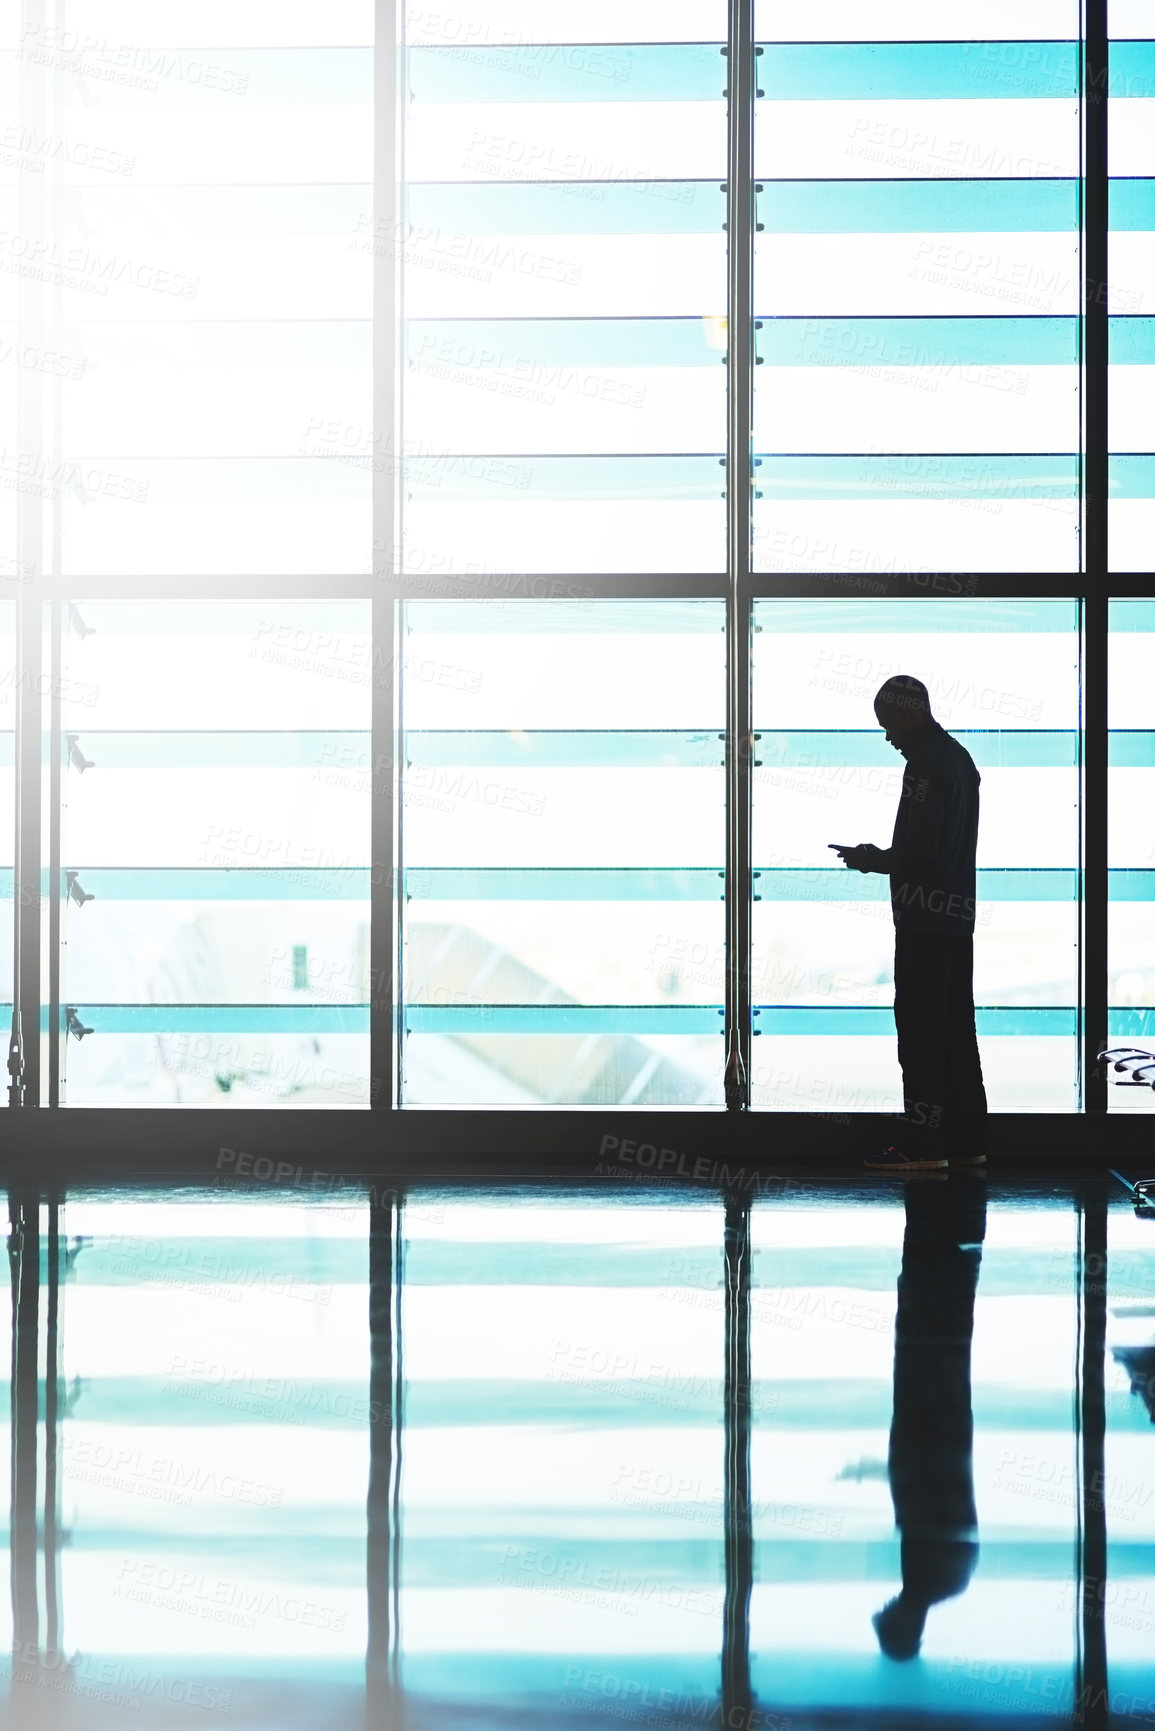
[0,1107,1148,1189]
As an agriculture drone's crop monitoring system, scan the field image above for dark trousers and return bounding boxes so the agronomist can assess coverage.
[888,1181,986,1631]
[893,930,988,1154]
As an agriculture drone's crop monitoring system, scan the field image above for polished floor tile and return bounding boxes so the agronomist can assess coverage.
[2,1176,1151,1729]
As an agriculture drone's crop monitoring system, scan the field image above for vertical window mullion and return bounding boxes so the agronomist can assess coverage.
[372,0,400,1111]
[12,0,48,1110]
[725,0,756,1111]
[1084,0,1109,1113]
[46,604,62,1107]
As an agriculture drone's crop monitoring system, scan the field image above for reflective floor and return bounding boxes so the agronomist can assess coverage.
[2,1173,1152,1729]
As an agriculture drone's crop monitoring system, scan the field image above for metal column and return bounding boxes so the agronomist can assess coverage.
[1082,0,1109,1114]
[723,0,756,1111]
[11,0,49,1111]
[371,0,401,1111]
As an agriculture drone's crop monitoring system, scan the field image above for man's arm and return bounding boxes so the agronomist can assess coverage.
[832,843,891,873]
[833,762,949,876]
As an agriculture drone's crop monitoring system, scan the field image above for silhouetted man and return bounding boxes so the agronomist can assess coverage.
[874,1175,986,1660]
[831,675,988,1173]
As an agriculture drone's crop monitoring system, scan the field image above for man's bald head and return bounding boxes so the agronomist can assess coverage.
[874,675,932,750]
[875,675,931,722]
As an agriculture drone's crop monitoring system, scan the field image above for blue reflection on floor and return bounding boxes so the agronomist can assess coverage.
[1,1177,1151,1729]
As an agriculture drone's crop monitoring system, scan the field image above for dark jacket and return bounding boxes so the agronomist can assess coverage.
[883,720,980,936]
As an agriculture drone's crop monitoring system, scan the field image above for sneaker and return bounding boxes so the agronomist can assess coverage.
[948,1150,987,1166]
[864,1145,948,1173]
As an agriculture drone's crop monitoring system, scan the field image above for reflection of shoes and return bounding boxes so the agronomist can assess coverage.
[864,1145,948,1173]
[873,1596,925,1661]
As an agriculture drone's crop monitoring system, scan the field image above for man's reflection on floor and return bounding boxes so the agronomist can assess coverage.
[874,1174,987,1660]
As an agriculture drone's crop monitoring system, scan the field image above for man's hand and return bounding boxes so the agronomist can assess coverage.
[830,843,888,873]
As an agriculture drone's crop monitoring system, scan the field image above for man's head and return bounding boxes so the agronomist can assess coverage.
[874,675,932,753]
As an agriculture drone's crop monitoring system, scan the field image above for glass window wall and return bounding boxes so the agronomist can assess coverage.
[0,0,1136,1120]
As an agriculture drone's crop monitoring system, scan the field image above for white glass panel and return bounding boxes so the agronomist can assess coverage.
[755,101,1079,182]
[406,366,720,456]
[62,334,370,459]
[60,606,372,731]
[407,103,726,183]
[403,626,726,730]
[1110,100,1155,174]
[1110,502,1155,568]
[754,368,1077,456]
[404,499,723,576]
[42,0,373,47]
[1112,0,1155,31]
[50,104,372,187]
[756,234,1080,319]
[1111,632,1154,727]
[405,234,726,321]
[1110,770,1155,864]
[757,1,1081,40]
[752,500,1079,576]
[60,473,369,577]
[1110,233,1155,315]
[405,769,719,869]
[407,0,728,44]
[1109,367,1155,450]
[754,629,1076,730]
